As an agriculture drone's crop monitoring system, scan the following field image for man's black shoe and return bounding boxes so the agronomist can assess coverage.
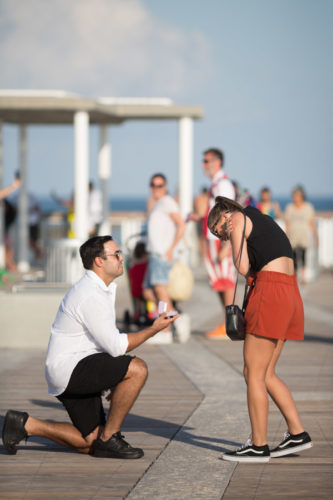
[2,410,29,455]
[93,432,144,459]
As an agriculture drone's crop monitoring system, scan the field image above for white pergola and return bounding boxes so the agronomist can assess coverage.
[0,90,203,271]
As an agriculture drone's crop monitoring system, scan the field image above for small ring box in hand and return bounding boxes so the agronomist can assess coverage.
[158,301,178,318]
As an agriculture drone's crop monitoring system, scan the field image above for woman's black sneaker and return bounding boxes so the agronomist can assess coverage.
[93,432,144,459]
[222,439,270,463]
[270,431,313,458]
[2,410,29,455]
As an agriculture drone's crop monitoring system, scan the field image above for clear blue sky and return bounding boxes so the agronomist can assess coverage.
[1,0,332,200]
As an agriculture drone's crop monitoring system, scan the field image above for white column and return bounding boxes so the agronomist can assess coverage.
[178,117,193,218]
[98,124,111,235]
[17,125,30,272]
[74,111,89,242]
[0,120,4,268]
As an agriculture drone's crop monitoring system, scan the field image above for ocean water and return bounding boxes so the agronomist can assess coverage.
[40,195,333,214]
[39,196,147,214]
[277,196,333,211]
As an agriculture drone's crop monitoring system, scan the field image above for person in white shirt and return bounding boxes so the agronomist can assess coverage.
[191,148,236,339]
[2,236,178,459]
[143,173,185,343]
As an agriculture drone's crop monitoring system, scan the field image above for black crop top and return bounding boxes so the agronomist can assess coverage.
[244,206,292,272]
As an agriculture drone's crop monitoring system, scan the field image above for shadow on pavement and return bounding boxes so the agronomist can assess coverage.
[0,410,240,455]
[304,333,333,344]
[30,398,64,409]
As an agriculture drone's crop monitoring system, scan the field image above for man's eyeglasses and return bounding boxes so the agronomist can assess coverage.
[103,250,123,260]
[150,183,165,188]
[202,158,213,164]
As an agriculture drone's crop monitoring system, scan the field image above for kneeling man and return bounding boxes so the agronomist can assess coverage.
[2,236,177,459]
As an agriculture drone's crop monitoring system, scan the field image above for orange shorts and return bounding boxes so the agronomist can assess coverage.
[244,271,304,341]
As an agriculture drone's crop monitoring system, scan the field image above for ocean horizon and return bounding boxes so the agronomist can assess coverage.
[39,194,333,214]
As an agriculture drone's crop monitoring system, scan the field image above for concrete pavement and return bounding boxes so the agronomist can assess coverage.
[0,267,332,499]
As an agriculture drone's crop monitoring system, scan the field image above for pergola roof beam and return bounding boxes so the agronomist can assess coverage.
[0,92,204,125]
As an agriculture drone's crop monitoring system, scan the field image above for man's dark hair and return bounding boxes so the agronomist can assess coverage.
[150,173,167,185]
[203,148,224,165]
[80,235,113,270]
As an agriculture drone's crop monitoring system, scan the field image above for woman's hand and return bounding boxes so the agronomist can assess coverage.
[219,216,233,241]
[165,248,173,262]
[218,243,231,261]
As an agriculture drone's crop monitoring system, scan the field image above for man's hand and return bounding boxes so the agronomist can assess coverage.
[187,212,201,222]
[152,312,179,333]
[126,313,179,352]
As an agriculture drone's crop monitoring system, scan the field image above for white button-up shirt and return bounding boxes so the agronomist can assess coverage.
[45,270,129,396]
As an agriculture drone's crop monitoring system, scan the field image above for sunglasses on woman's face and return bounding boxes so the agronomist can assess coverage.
[210,218,221,238]
[210,213,230,238]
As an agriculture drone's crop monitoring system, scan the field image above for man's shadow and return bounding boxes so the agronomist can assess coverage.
[0,398,240,455]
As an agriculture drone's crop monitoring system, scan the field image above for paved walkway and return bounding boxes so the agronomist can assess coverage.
[0,268,332,499]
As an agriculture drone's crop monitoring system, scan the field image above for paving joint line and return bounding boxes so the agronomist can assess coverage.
[127,337,249,500]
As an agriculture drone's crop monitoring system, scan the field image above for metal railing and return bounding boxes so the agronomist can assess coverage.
[39,212,333,284]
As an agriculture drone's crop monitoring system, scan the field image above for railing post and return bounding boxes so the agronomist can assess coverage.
[0,120,4,268]
[98,125,111,235]
[17,125,30,272]
[74,111,89,242]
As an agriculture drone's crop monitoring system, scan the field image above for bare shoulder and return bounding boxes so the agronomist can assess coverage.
[231,210,245,227]
[232,209,253,237]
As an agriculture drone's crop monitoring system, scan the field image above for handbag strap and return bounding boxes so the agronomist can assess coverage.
[231,211,247,306]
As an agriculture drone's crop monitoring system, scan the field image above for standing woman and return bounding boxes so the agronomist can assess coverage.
[285,185,318,284]
[207,196,313,463]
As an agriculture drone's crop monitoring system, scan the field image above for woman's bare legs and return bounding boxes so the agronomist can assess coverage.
[243,334,276,446]
[265,339,304,435]
[143,287,157,306]
[244,335,304,447]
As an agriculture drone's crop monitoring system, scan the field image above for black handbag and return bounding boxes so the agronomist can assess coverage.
[225,212,248,341]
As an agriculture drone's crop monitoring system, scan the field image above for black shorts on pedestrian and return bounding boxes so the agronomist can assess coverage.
[57,352,134,437]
